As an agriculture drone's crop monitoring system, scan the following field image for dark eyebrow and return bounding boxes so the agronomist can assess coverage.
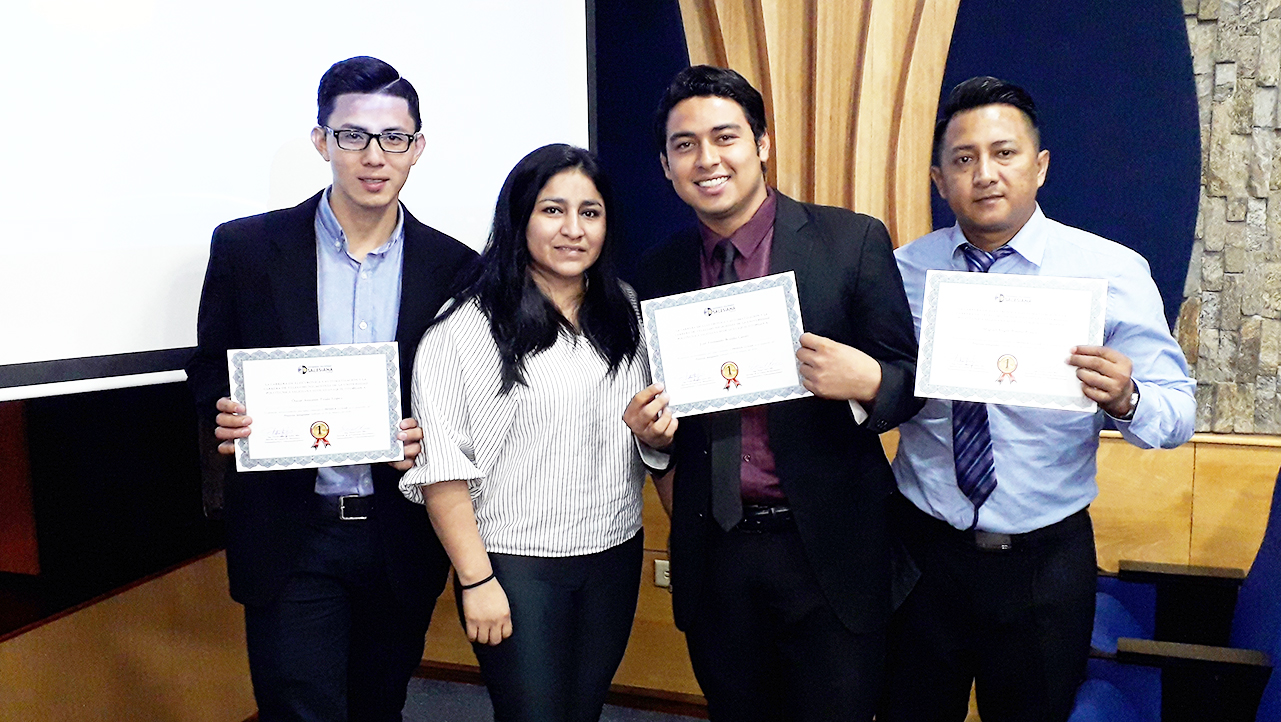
[335,124,411,134]
[538,197,604,207]
[711,123,743,134]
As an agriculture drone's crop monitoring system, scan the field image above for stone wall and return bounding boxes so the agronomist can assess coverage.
[1178,0,1281,433]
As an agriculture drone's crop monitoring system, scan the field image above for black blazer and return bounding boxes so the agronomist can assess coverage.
[186,191,477,607]
[637,192,922,634]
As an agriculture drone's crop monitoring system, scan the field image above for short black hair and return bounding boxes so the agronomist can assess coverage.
[653,65,767,155]
[317,56,421,133]
[932,76,1039,165]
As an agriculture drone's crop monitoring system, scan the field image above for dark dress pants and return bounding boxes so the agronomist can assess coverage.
[467,532,643,722]
[879,497,1097,722]
[244,515,434,722]
[684,522,886,722]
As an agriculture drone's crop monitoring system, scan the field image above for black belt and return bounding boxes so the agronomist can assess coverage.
[895,494,1089,552]
[731,504,795,533]
[312,494,375,521]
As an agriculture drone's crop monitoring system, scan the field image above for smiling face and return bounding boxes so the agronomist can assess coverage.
[931,103,1049,251]
[660,95,770,238]
[310,92,424,221]
[525,168,606,295]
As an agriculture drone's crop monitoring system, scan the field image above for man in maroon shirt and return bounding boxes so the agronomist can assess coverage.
[624,66,922,721]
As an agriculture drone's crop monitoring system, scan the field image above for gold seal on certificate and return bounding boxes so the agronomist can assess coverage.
[915,271,1108,412]
[310,421,331,449]
[226,343,404,472]
[641,271,811,417]
[720,361,740,389]
[996,354,1018,383]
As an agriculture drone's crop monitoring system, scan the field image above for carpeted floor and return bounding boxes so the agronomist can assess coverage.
[402,678,701,722]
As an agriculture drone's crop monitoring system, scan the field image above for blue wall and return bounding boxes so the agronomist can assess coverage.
[937,0,1200,327]
[594,0,1202,329]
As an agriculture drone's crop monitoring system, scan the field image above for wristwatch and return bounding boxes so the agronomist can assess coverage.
[1115,385,1140,421]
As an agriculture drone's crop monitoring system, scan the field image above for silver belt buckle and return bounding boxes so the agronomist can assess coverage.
[974,531,1012,551]
[338,495,368,521]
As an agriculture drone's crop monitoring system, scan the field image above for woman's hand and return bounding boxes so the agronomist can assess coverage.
[624,383,678,450]
[460,577,512,645]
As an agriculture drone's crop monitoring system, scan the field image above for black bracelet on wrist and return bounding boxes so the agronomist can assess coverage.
[458,572,496,591]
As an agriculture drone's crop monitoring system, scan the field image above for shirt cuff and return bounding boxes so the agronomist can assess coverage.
[636,439,672,472]
[848,400,869,425]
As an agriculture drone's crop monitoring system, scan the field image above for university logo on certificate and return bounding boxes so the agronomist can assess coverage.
[641,271,812,417]
[226,343,404,472]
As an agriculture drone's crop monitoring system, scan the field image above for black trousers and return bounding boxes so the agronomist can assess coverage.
[467,532,643,722]
[879,497,1097,722]
[244,516,434,722]
[684,522,885,722]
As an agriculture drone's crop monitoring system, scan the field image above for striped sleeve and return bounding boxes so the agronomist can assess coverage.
[399,307,486,504]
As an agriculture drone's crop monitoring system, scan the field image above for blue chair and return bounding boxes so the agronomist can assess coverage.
[1073,466,1281,722]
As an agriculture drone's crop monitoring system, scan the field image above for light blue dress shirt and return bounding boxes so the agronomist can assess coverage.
[313,188,405,497]
[893,205,1196,534]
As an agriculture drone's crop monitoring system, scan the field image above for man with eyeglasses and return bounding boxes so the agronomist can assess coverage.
[186,56,475,721]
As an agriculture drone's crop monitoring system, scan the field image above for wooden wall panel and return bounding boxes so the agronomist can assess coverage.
[760,0,815,200]
[813,0,870,207]
[1092,438,1195,571]
[848,1,916,221]
[891,0,961,245]
[1190,444,1281,571]
[0,553,253,722]
[677,0,727,68]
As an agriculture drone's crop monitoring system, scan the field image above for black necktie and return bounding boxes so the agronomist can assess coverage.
[710,239,742,530]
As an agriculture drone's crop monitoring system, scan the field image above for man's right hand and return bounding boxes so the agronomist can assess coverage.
[461,578,512,646]
[214,396,252,454]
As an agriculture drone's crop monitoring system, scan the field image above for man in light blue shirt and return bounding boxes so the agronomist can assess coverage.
[879,77,1195,722]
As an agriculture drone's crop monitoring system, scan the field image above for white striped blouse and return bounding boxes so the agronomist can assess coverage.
[399,297,649,557]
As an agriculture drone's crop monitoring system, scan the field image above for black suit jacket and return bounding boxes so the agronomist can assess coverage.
[637,192,922,634]
[186,191,477,607]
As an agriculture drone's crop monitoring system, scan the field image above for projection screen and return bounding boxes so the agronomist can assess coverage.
[0,0,589,400]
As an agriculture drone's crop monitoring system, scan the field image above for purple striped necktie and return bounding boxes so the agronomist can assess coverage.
[953,243,1017,530]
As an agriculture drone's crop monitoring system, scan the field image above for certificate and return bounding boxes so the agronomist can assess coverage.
[642,271,811,417]
[226,343,404,472]
[916,271,1108,412]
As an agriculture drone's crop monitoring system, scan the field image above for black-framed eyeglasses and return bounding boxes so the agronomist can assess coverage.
[324,126,418,153]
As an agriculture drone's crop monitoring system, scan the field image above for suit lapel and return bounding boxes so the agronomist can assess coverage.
[398,208,451,344]
[268,192,323,346]
[765,193,815,457]
[769,193,815,278]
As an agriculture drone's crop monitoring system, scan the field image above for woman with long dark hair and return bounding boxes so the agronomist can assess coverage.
[399,144,657,721]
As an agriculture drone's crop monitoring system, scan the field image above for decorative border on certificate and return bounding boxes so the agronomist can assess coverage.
[642,271,811,417]
[227,343,402,471]
[916,271,1107,412]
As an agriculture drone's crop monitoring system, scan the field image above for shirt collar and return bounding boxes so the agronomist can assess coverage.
[948,203,1047,268]
[699,187,777,260]
[316,186,405,259]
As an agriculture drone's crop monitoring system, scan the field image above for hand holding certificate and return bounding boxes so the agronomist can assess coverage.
[226,343,405,471]
[915,271,1108,412]
[641,271,811,417]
